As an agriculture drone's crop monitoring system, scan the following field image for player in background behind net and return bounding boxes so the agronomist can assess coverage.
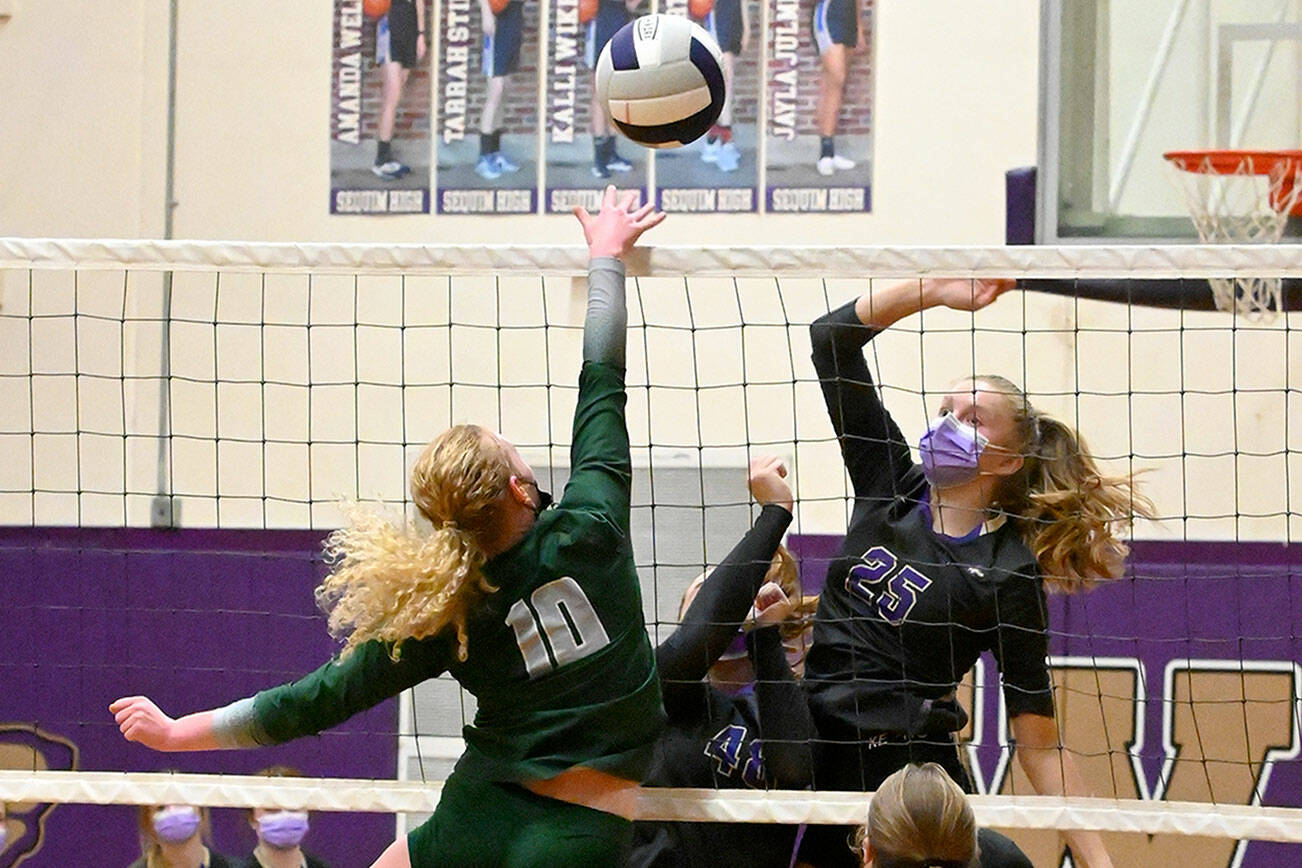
[799,278,1154,868]
[111,186,666,868]
[631,455,816,868]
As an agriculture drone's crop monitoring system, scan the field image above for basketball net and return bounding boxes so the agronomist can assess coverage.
[1165,150,1302,317]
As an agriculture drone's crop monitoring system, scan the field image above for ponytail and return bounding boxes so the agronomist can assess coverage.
[979,376,1155,592]
[316,425,511,660]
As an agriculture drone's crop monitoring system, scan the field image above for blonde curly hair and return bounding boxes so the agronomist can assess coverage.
[974,375,1155,593]
[315,424,513,661]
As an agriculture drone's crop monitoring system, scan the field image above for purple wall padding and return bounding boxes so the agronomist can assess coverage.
[788,534,1302,867]
[1005,166,1037,244]
[0,527,401,868]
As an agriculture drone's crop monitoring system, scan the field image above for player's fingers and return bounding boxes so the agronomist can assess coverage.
[109,696,138,713]
[573,206,593,230]
[619,189,638,212]
[602,184,618,210]
[630,200,657,222]
[637,210,668,230]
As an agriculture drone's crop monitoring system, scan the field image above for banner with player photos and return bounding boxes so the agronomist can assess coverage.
[653,0,760,213]
[328,0,872,215]
[436,0,540,214]
[764,0,872,212]
[330,0,432,214]
[543,0,649,213]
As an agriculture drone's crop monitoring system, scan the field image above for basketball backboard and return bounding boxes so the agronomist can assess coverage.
[1038,0,1302,241]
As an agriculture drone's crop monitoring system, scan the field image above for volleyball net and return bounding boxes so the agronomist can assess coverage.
[2,238,1301,866]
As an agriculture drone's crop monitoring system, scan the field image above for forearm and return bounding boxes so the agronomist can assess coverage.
[748,627,814,788]
[656,505,792,683]
[582,257,627,367]
[1016,725,1112,868]
[164,710,224,752]
[851,279,945,330]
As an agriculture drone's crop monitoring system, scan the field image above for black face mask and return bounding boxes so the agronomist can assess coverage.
[524,480,553,516]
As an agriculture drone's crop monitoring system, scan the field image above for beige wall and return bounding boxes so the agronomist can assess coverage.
[5,1,1297,545]
[0,0,1038,243]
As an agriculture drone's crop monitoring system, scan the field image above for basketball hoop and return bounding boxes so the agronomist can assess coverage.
[1164,149,1302,316]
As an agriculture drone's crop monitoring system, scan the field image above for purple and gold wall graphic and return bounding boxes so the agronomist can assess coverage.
[0,528,399,867]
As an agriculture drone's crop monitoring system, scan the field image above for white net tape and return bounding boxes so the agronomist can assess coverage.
[5,772,1302,842]
[1166,153,1302,316]
[3,237,1302,278]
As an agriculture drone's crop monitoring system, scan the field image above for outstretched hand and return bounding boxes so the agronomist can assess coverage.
[748,455,793,513]
[923,278,1017,313]
[574,185,666,260]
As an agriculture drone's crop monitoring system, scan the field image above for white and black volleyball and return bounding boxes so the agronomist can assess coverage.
[595,14,726,149]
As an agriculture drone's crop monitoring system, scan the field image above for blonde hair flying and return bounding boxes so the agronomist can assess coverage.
[975,375,1155,593]
[315,424,512,660]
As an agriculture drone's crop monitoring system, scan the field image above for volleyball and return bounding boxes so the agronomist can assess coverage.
[595,14,726,149]
[362,0,390,18]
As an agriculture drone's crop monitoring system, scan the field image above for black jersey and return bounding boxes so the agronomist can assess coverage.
[803,301,1054,738]
[631,505,814,868]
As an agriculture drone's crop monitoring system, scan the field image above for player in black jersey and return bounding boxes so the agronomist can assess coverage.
[799,278,1152,868]
[631,455,816,868]
[111,187,668,868]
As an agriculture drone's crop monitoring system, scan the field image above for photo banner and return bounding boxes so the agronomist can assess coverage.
[764,0,872,212]
[545,0,649,213]
[436,0,540,214]
[331,0,433,214]
[654,0,760,214]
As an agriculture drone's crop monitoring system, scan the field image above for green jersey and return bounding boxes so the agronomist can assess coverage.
[249,360,664,783]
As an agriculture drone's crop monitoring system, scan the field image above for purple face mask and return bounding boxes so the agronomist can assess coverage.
[153,806,201,843]
[258,811,310,849]
[918,413,989,489]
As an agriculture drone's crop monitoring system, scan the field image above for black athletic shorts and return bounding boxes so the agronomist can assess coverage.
[377,0,420,68]
[482,0,524,77]
[812,0,857,53]
[705,0,743,55]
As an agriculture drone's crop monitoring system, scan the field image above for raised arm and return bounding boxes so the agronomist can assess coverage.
[657,457,793,700]
[557,187,665,531]
[110,635,451,751]
[810,279,1014,500]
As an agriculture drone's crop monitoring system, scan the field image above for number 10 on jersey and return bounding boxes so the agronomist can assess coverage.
[505,577,611,677]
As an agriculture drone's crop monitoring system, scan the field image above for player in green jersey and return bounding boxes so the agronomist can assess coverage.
[111,186,667,868]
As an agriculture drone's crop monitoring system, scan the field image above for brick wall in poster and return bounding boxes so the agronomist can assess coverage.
[439,1,542,139]
[332,2,435,148]
[770,0,874,136]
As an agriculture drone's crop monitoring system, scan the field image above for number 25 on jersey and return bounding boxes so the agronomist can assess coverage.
[505,577,611,678]
[846,545,933,625]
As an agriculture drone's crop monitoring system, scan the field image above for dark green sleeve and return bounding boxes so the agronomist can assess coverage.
[555,258,632,533]
[557,361,631,534]
[251,636,452,745]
